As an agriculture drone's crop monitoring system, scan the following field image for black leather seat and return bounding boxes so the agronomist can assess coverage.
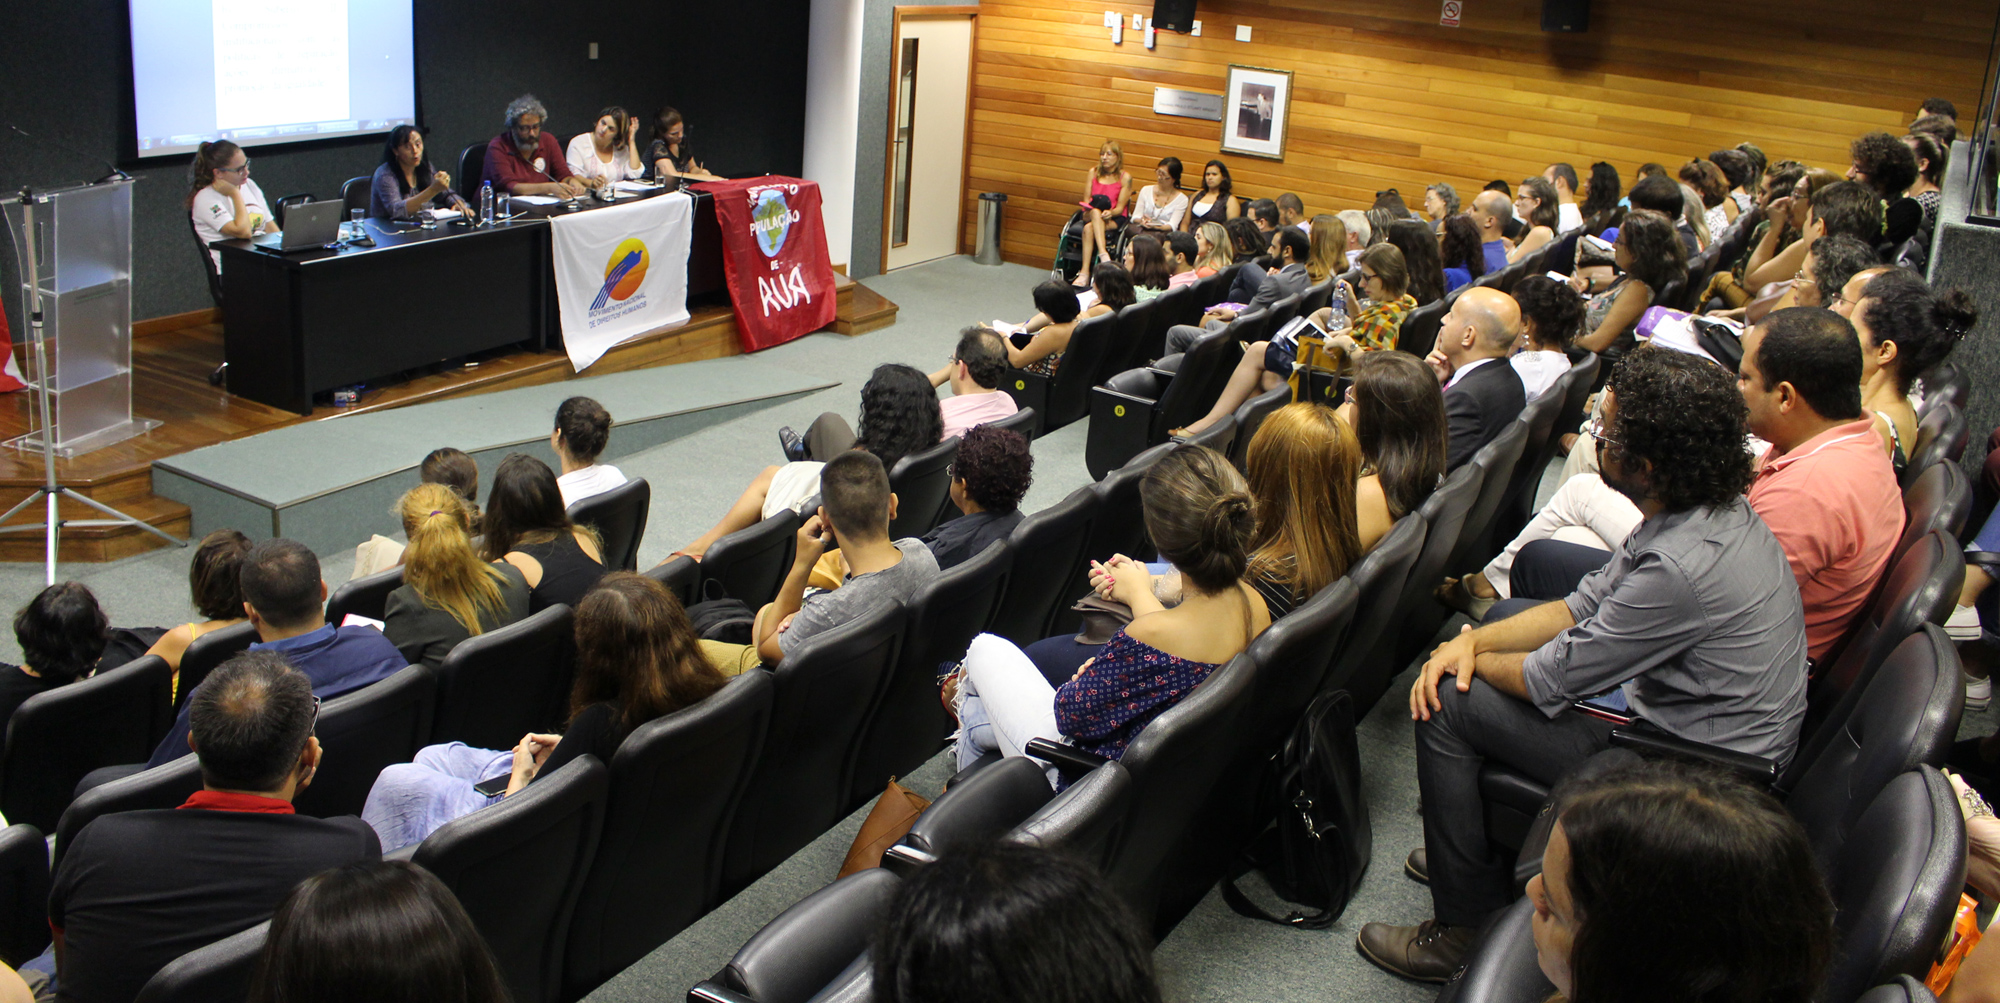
[324,566,405,625]
[851,540,1011,806]
[54,756,203,869]
[645,553,702,606]
[723,601,906,892]
[1396,297,1449,356]
[1000,310,1121,436]
[1007,759,1132,868]
[1185,413,1236,456]
[1900,401,1967,490]
[691,869,901,1003]
[567,477,650,571]
[564,671,774,1000]
[430,604,574,752]
[132,920,266,1003]
[1226,382,1293,472]
[1822,768,1964,1003]
[1,654,174,831]
[175,620,258,711]
[989,485,1099,645]
[0,825,49,967]
[294,664,434,819]
[1857,976,1941,1003]
[1553,351,1600,433]
[1127,286,1201,370]
[1431,896,1548,1003]
[1368,463,1484,710]
[1489,374,1574,546]
[703,510,802,606]
[271,193,313,228]
[1085,316,1261,479]
[457,144,485,204]
[886,755,1054,875]
[1448,417,1533,576]
[1917,361,1968,419]
[887,438,959,540]
[416,756,609,1003]
[983,405,1036,441]
[339,176,370,218]
[188,217,225,310]
[1299,277,1335,315]
[1322,513,1426,701]
[1898,460,1970,563]
[1051,443,1173,635]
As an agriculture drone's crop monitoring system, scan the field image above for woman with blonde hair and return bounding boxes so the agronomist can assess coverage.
[1194,221,1233,277]
[1241,403,1364,617]
[382,483,530,669]
[1306,214,1349,284]
[1071,139,1134,287]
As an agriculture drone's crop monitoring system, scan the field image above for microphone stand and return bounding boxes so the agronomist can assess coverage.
[0,185,185,584]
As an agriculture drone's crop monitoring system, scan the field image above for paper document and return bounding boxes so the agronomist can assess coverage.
[614,181,656,193]
[427,208,463,221]
[510,194,561,205]
[991,320,1026,336]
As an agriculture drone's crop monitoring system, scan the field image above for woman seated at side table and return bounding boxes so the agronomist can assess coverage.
[368,125,469,221]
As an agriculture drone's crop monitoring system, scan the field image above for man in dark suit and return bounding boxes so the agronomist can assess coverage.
[1427,287,1526,469]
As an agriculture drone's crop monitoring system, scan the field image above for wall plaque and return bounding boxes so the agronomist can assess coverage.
[1152,87,1224,121]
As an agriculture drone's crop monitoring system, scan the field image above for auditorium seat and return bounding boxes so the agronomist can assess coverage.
[999,310,1121,437]
[645,553,701,606]
[1321,513,1426,701]
[1396,296,1449,357]
[1185,413,1236,458]
[1900,401,1968,490]
[1448,418,1533,576]
[1858,977,1942,1003]
[988,485,1098,645]
[1677,246,1721,313]
[324,566,404,625]
[175,620,258,711]
[339,176,370,218]
[1822,768,1964,1003]
[1487,373,1573,547]
[886,756,1054,875]
[1898,461,1970,562]
[1048,443,1174,636]
[132,920,265,1003]
[563,671,773,1000]
[887,437,959,541]
[1799,529,1960,757]
[982,404,1036,441]
[849,539,1010,806]
[457,144,485,204]
[690,869,900,1003]
[55,756,202,871]
[1370,463,1485,709]
[1227,382,1293,472]
[1085,318,1256,480]
[1008,758,1132,868]
[416,755,608,1003]
[703,510,801,608]
[0,825,49,968]
[1916,361,1968,419]
[1,654,174,832]
[723,600,906,893]
[187,218,224,310]
[271,193,313,228]
[567,477,650,572]
[1554,351,1601,436]
[428,604,574,752]
[1188,263,1245,311]
[1299,277,1335,315]
[293,663,435,819]
[1432,896,1547,1003]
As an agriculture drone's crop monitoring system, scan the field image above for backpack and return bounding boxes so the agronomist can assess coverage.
[684,579,755,644]
[1220,689,1371,929]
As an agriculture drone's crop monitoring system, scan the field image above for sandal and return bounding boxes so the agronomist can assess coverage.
[1433,576,1497,619]
[938,663,969,725]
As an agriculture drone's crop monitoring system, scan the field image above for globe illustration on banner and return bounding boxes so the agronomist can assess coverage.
[752,190,791,257]
[603,238,649,301]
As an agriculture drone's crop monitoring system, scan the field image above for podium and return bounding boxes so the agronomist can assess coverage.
[3,178,158,457]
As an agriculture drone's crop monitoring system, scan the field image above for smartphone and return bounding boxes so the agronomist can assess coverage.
[472,774,511,798]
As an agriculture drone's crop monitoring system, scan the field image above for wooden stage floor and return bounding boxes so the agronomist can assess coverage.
[0,278,896,562]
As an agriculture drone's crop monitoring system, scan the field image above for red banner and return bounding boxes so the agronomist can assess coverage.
[698,176,838,352]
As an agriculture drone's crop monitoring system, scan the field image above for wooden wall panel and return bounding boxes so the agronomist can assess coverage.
[963,0,1996,267]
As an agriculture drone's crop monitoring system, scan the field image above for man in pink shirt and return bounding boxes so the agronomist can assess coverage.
[1738,307,1904,663]
[928,326,1022,439]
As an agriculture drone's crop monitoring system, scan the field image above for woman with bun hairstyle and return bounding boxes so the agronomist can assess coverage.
[1852,268,1977,471]
[947,445,1270,781]
[382,483,531,669]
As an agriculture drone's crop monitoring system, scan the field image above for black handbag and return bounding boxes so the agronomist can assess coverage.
[684,579,755,644]
[1220,689,1371,929]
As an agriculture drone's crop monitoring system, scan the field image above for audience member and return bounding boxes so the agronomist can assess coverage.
[1679,180,1712,251]
[925,326,1021,438]
[1238,403,1365,615]
[1709,148,1756,216]
[365,572,727,848]
[1484,179,1528,241]
[1184,158,1237,230]
[1127,157,1188,236]
[948,445,1268,777]
[1072,139,1133,287]
[351,448,482,580]
[1679,159,1734,236]
[1194,222,1234,276]
[1526,761,1834,1003]
[367,124,466,221]
[1384,219,1447,306]
[1627,174,1696,256]
[1090,261,1138,313]
[1336,209,1371,266]
[1854,268,1977,471]
[1329,243,1418,353]
[682,364,943,558]
[149,539,406,767]
[643,106,722,184]
[1910,111,1958,147]
[481,94,586,198]
[382,483,530,669]
[753,451,940,663]
[1467,191,1512,272]
[482,454,608,613]
[1509,177,1560,261]
[56,653,379,1003]
[248,861,511,1003]
[1573,209,1686,367]
[919,425,1032,570]
[1509,274,1583,401]
[1735,142,1769,194]
[188,140,278,271]
[872,841,1161,1003]
[987,276,1104,380]
[1918,95,1959,122]
[1342,352,1448,552]
[1423,182,1460,231]
[1742,168,1841,291]
[1848,131,1923,249]
[1123,233,1172,295]
[551,395,627,508]
[1577,161,1624,236]
[1425,287,1527,469]
[144,528,251,672]
[1543,162,1583,232]
[1225,216,1266,262]
[1904,131,1947,246]
[1245,198,1280,233]
[1363,207,1402,247]
[1277,192,1308,231]
[1163,231,1200,288]
[1164,228,1308,355]
[1306,215,1348,285]
[1439,214,1486,293]
[0,583,107,727]
[1798,233,1880,311]
[564,106,643,186]
[1357,346,1807,979]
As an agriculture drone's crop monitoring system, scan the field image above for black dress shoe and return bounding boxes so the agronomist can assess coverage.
[1405,847,1429,885]
[778,426,807,462]
[1356,919,1478,983]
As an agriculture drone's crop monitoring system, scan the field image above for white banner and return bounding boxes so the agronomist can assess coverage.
[549,192,694,371]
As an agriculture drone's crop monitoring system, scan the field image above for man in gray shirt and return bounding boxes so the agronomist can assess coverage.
[1162,227,1310,356]
[1357,346,1808,982]
[755,450,940,663]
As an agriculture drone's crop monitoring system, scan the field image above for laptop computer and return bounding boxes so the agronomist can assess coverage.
[253,201,344,253]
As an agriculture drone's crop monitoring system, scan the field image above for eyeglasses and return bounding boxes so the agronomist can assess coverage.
[219,161,250,174]
[307,695,322,735]
[1360,271,1381,282]
[1587,416,1622,450]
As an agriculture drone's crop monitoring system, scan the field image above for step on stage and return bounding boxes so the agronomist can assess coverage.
[0,278,897,562]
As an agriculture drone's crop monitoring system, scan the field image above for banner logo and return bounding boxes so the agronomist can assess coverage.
[751,189,798,258]
[592,238,649,311]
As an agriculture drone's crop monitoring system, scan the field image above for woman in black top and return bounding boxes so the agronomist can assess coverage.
[1183,159,1238,230]
[1849,131,1923,250]
[482,454,605,613]
[643,106,723,184]
[0,582,108,728]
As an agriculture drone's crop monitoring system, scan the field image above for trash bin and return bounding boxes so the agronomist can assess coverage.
[974,192,1007,266]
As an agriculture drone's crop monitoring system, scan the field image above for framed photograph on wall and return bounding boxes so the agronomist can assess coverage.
[1221,64,1293,160]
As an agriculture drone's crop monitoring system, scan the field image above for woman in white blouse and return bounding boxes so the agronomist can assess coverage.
[1127,157,1189,238]
[564,107,644,187]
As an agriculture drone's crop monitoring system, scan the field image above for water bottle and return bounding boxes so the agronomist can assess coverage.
[480,181,495,226]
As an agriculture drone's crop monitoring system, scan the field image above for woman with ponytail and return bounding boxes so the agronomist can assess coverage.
[1849,267,1978,473]
[189,139,279,272]
[382,483,530,669]
[946,445,1270,784]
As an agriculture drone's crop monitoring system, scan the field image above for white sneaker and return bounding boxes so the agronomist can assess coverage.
[1967,672,1992,713]
[1947,603,1983,642]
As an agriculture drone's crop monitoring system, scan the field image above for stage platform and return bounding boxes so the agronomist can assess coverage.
[0,277,896,562]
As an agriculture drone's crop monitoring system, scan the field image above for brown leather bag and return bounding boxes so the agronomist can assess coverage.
[838,778,933,877]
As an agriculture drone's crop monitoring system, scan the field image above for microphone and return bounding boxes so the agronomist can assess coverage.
[5,124,132,185]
